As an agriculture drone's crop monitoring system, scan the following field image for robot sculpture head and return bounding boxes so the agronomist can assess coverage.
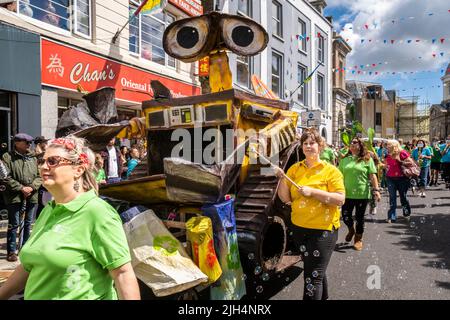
[163,12,268,92]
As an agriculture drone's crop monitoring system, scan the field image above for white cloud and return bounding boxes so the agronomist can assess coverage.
[328,0,450,78]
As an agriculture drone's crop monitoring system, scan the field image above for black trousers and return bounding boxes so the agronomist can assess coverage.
[291,225,338,300]
[443,163,450,185]
[342,199,369,234]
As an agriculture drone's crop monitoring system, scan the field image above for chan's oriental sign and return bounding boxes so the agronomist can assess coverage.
[41,39,201,104]
[169,0,203,16]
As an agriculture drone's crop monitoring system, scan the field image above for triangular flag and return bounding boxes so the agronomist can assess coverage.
[360,65,364,69]
[407,40,412,43]
[432,53,436,58]
[440,38,445,43]
[306,36,310,41]
[432,39,436,44]
[369,39,372,42]
[352,70,356,74]
[440,52,444,56]
[391,40,395,44]
[357,71,361,74]
[361,39,365,44]
[416,39,420,42]
[365,24,369,29]
[372,64,376,67]
[369,72,372,75]
[375,72,378,75]
[317,32,321,37]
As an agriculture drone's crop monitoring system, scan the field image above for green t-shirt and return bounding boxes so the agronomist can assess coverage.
[95,168,106,182]
[338,156,377,200]
[431,146,442,163]
[19,189,131,300]
[320,147,336,164]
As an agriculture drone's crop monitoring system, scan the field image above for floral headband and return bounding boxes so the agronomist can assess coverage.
[50,138,89,166]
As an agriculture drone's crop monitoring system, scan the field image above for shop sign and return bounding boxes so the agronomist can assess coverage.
[198,57,209,76]
[169,0,203,16]
[41,39,201,104]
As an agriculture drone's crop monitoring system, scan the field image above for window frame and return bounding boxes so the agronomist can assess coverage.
[17,0,92,39]
[297,63,308,106]
[317,73,324,110]
[129,1,177,69]
[237,0,252,18]
[272,0,283,38]
[298,18,307,54]
[318,34,325,64]
[73,0,92,39]
[236,55,253,89]
[271,51,283,98]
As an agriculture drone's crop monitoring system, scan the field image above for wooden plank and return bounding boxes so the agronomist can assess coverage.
[163,220,187,229]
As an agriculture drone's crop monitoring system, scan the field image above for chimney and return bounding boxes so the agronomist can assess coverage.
[309,0,327,15]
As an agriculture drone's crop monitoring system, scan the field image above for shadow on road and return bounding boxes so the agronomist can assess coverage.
[242,266,303,300]
[385,211,450,290]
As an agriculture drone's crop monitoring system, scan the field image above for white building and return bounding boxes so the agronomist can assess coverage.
[216,0,333,143]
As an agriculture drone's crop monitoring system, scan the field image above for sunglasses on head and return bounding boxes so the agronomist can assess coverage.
[38,156,75,168]
[351,141,359,145]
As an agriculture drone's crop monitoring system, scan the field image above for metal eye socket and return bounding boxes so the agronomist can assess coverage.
[220,17,268,56]
[163,16,213,63]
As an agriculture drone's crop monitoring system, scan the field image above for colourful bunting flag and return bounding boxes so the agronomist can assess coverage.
[407,40,412,43]
[441,52,444,57]
[440,38,445,43]
[391,40,395,44]
[365,24,369,29]
[432,39,436,43]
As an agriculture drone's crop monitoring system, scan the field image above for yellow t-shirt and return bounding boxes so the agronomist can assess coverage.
[286,160,345,231]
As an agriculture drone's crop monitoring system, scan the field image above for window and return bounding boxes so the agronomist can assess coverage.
[237,0,252,17]
[271,51,283,98]
[237,56,252,89]
[129,2,176,67]
[18,0,91,38]
[318,33,324,63]
[317,73,324,110]
[272,1,282,38]
[57,96,82,119]
[297,64,307,106]
[375,112,382,126]
[298,18,307,52]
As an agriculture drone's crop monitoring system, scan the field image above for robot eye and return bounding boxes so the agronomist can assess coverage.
[163,16,215,63]
[220,16,268,56]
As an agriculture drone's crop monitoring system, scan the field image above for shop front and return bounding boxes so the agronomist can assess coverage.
[40,38,201,139]
[0,22,41,152]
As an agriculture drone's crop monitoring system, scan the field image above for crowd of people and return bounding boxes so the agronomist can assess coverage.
[0,129,449,300]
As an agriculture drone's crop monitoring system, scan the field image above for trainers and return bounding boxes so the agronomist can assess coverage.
[404,215,411,222]
[6,253,18,262]
[370,207,377,215]
[386,219,392,223]
[420,192,426,198]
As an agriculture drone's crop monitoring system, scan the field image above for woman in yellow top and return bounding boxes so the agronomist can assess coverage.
[277,128,345,300]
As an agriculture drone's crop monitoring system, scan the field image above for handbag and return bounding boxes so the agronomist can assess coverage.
[400,157,420,178]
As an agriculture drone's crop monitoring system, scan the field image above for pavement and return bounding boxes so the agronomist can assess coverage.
[265,183,450,300]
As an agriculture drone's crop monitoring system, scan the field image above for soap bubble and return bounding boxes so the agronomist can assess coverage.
[312,271,319,278]
[306,284,314,291]
[261,273,270,281]
[254,266,262,275]
[256,286,264,294]
[305,277,311,284]
[313,250,320,257]
[300,245,306,252]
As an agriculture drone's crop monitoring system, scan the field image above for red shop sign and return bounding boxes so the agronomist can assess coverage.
[41,39,201,104]
[169,0,203,16]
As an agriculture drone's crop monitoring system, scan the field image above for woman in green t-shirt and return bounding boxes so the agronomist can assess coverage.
[339,138,380,251]
[0,136,140,300]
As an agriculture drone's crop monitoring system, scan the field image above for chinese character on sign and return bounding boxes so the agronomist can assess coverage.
[199,57,209,76]
[46,54,64,77]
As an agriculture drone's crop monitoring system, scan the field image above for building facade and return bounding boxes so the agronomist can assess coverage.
[331,31,351,146]
[429,63,450,140]
[0,0,203,147]
[216,0,333,143]
[346,81,396,139]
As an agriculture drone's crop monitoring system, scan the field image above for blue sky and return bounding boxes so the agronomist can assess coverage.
[324,0,449,105]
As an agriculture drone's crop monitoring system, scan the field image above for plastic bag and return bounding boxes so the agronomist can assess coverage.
[122,209,208,297]
[202,199,246,300]
[186,216,222,284]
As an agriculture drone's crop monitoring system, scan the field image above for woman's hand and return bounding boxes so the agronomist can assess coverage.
[298,186,314,197]
[273,166,285,178]
[109,263,140,300]
[373,191,381,202]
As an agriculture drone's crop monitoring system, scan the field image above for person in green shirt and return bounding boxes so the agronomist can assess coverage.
[94,153,107,185]
[339,137,380,251]
[430,139,442,186]
[0,136,140,300]
[320,145,336,165]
